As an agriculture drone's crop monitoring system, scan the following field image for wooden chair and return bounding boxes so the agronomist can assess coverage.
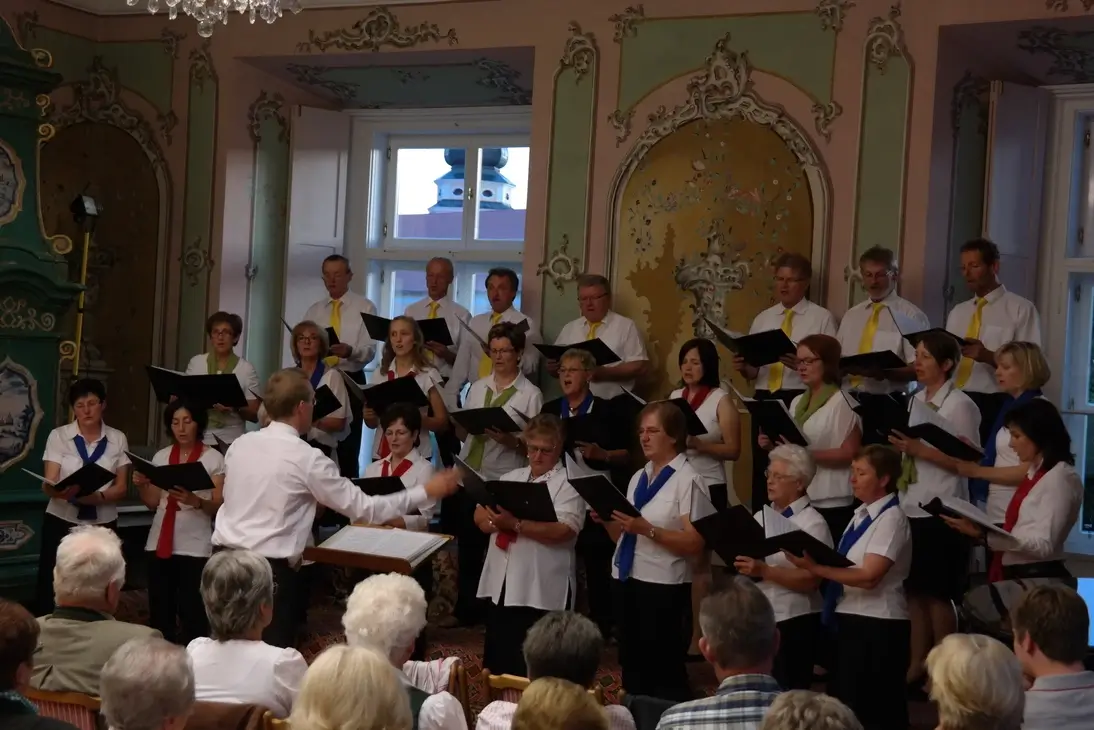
[485,672,605,705]
[446,658,473,729]
[23,688,100,730]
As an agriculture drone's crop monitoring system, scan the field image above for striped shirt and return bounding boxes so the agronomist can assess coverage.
[655,675,781,730]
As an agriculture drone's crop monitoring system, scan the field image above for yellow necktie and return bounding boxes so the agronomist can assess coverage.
[425,302,440,362]
[323,300,343,367]
[477,313,502,379]
[767,309,795,392]
[953,297,986,388]
[850,302,885,388]
[587,321,601,340]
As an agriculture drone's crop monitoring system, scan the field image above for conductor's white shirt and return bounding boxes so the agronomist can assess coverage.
[945,285,1041,394]
[554,310,649,399]
[404,295,471,381]
[304,290,378,372]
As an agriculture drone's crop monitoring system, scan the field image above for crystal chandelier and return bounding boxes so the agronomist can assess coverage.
[130,0,302,38]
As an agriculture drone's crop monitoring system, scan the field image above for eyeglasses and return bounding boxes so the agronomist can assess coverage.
[578,293,608,305]
[295,335,320,343]
[490,348,516,357]
[526,444,556,455]
[797,357,821,367]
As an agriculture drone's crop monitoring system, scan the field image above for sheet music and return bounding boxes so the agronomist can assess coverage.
[908,398,958,434]
[320,525,447,567]
[702,315,746,340]
[337,369,365,402]
[149,365,186,376]
[726,383,755,404]
[621,387,647,405]
[933,496,1013,538]
[690,487,719,522]
[20,468,56,486]
[762,506,800,538]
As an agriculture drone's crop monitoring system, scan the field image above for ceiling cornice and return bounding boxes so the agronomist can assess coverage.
[46,0,463,17]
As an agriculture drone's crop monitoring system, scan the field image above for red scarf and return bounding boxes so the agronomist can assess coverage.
[377,369,416,459]
[155,442,205,559]
[683,385,712,411]
[381,456,413,478]
[988,467,1047,583]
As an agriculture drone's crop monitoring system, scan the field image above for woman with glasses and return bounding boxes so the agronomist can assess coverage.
[277,320,349,457]
[361,403,436,531]
[184,311,260,446]
[473,414,583,676]
[364,315,448,463]
[734,444,832,690]
[759,334,861,540]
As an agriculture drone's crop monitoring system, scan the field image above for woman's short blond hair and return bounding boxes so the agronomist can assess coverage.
[512,678,607,730]
[926,633,1024,730]
[995,341,1051,391]
[560,348,596,371]
[290,320,329,362]
[289,645,411,730]
[524,413,565,450]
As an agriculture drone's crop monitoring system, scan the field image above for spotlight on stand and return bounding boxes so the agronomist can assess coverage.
[68,193,102,381]
[69,194,102,231]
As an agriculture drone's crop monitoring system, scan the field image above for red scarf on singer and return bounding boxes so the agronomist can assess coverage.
[381,456,413,478]
[154,442,205,559]
[988,467,1047,583]
[377,369,415,459]
[683,385,712,411]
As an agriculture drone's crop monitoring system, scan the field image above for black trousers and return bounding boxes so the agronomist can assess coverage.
[614,578,692,702]
[36,513,118,615]
[829,614,910,730]
[147,553,209,645]
[441,489,488,625]
[264,557,308,649]
[750,389,804,512]
[964,391,1009,449]
[482,583,557,677]
[772,613,820,690]
[577,515,616,638]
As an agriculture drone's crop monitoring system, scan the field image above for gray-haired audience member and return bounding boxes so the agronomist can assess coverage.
[926,633,1023,730]
[185,549,307,717]
[475,612,636,730]
[656,579,782,730]
[100,637,194,730]
[1013,584,1094,730]
[0,598,77,730]
[760,691,862,730]
[31,526,160,695]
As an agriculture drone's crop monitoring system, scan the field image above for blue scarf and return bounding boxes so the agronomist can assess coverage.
[970,389,1041,504]
[309,361,327,390]
[560,392,594,418]
[614,464,676,581]
[73,431,108,521]
[820,494,899,626]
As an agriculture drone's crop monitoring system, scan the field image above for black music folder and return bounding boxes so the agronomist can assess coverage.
[762,506,851,567]
[325,327,340,347]
[920,497,1012,537]
[848,391,909,442]
[704,317,796,368]
[903,328,971,348]
[665,398,709,436]
[450,407,525,435]
[453,456,499,510]
[126,452,215,493]
[212,434,230,456]
[535,339,621,367]
[360,376,430,413]
[361,312,455,347]
[22,463,115,499]
[361,312,394,342]
[146,366,248,410]
[692,504,769,563]
[351,476,407,497]
[490,481,559,523]
[569,474,639,520]
[612,389,707,437]
[313,385,342,422]
[743,399,808,447]
[560,412,609,455]
[904,422,984,462]
[840,349,908,375]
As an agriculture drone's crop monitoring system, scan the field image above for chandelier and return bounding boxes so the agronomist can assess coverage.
[130,0,302,38]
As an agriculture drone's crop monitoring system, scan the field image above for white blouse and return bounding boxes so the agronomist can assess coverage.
[788,392,859,508]
[610,454,705,585]
[368,363,443,460]
[362,450,436,531]
[753,497,832,623]
[187,637,307,718]
[42,421,131,525]
[988,461,1083,568]
[836,494,912,620]
[143,446,225,558]
[457,373,543,480]
[986,425,1021,524]
[669,386,732,490]
[477,464,584,611]
[184,353,261,446]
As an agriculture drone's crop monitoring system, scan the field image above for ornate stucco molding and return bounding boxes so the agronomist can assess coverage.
[286,64,359,106]
[675,223,752,337]
[812,101,843,142]
[190,39,218,91]
[180,236,214,287]
[950,71,990,136]
[161,28,185,59]
[475,58,532,105]
[537,234,582,292]
[866,4,908,73]
[609,5,646,42]
[0,297,56,331]
[607,108,635,146]
[299,7,458,53]
[816,0,855,33]
[558,22,598,82]
[248,91,288,144]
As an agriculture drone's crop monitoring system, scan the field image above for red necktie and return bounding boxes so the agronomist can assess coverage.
[988,468,1046,583]
[381,457,413,478]
[155,443,204,559]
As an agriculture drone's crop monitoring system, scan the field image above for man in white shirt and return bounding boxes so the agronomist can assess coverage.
[212,368,459,647]
[303,254,378,478]
[945,238,1042,442]
[444,267,542,408]
[734,252,837,510]
[548,274,649,399]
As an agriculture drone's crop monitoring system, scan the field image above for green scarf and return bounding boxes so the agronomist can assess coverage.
[206,351,240,429]
[465,383,518,470]
[897,400,939,492]
[793,384,838,428]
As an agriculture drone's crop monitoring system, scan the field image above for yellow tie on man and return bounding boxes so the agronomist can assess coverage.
[477,312,503,379]
[587,320,601,340]
[850,302,885,388]
[953,297,986,388]
[766,309,795,392]
[323,299,342,367]
[425,302,440,363]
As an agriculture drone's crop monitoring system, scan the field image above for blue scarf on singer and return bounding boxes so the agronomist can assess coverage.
[970,389,1040,504]
[560,391,594,418]
[614,464,676,581]
[309,361,327,390]
[73,432,108,521]
[821,494,900,626]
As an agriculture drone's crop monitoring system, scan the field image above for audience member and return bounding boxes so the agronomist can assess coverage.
[1012,584,1094,730]
[99,637,195,730]
[926,633,1023,730]
[289,645,412,730]
[0,599,77,730]
[476,612,635,730]
[31,526,159,694]
[656,578,781,730]
[512,678,608,730]
[342,573,467,730]
[759,691,861,730]
[186,549,307,716]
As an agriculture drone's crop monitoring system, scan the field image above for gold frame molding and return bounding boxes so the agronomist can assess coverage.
[0,138,26,227]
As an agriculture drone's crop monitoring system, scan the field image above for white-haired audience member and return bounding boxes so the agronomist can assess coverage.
[290,645,412,730]
[186,550,307,717]
[1012,584,1094,730]
[476,611,636,730]
[342,573,467,730]
[512,678,608,730]
[31,526,159,695]
[760,691,862,730]
[0,598,77,730]
[100,637,195,730]
[656,578,781,730]
[926,633,1024,730]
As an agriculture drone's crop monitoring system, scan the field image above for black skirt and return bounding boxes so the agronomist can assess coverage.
[829,614,910,730]
[905,516,969,601]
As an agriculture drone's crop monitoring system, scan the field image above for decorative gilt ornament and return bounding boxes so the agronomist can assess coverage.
[190,40,218,90]
[287,65,359,106]
[299,7,458,53]
[0,297,55,332]
[816,0,855,33]
[811,101,843,142]
[247,91,287,144]
[607,108,635,146]
[675,223,752,338]
[559,22,598,82]
[865,4,907,73]
[609,5,646,42]
[537,234,582,292]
